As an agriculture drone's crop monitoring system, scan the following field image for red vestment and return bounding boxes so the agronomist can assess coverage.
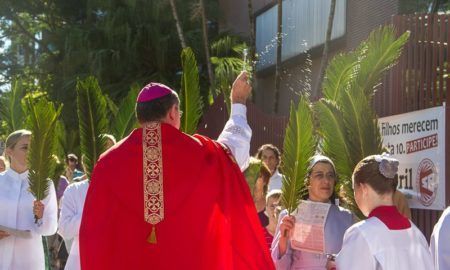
[79,124,275,270]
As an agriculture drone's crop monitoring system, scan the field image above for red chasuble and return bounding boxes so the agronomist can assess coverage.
[79,123,275,270]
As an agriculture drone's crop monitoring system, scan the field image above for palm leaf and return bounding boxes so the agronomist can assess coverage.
[321,52,358,102]
[0,79,26,134]
[354,26,410,98]
[281,95,317,214]
[111,84,140,139]
[210,36,246,113]
[76,76,108,179]
[316,25,408,218]
[50,155,66,188]
[26,98,62,201]
[104,94,119,116]
[180,47,203,135]
[243,157,263,198]
[315,99,353,181]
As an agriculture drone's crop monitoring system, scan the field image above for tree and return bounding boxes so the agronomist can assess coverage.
[313,0,336,101]
[210,35,247,113]
[169,0,187,48]
[247,0,256,87]
[274,0,283,113]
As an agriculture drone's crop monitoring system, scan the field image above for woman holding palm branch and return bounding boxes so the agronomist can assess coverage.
[271,155,353,269]
[0,130,58,270]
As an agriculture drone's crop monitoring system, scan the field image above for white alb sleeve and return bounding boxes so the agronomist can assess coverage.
[217,103,252,171]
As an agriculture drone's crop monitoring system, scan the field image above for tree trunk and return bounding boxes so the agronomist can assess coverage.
[169,0,187,48]
[200,0,215,90]
[313,0,336,101]
[247,0,256,80]
[274,0,283,113]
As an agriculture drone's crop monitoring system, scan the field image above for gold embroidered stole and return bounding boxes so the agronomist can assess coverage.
[143,122,164,244]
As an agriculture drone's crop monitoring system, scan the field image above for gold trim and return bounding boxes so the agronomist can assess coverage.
[143,122,164,225]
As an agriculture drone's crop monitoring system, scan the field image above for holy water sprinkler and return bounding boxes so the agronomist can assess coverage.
[242,48,248,71]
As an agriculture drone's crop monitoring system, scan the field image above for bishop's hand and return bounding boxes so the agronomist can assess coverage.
[231,71,251,105]
[0,230,10,240]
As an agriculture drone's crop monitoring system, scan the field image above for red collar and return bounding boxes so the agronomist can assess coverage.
[368,206,411,230]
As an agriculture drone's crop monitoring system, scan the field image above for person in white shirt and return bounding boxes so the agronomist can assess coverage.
[58,179,89,270]
[330,154,433,270]
[256,144,283,192]
[0,129,58,270]
[430,206,450,270]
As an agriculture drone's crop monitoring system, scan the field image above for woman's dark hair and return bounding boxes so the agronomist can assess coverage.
[353,155,396,195]
[135,93,179,123]
[256,144,281,163]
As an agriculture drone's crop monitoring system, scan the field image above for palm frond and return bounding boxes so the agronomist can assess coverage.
[76,76,108,179]
[111,84,140,139]
[210,36,247,113]
[0,79,26,134]
[316,25,407,218]
[281,95,317,214]
[354,26,410,98]
[26,98,62,201]
[104,94,119,116]
[321,52,358,102]
[315,99,353,181]
[180,47,203,135]
[243,157,263,197]
[50,155,66,188]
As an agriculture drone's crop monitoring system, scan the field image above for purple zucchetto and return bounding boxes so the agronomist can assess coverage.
[137,83,176,103]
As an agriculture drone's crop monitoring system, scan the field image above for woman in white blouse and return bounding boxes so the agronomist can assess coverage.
[0,129,58,270]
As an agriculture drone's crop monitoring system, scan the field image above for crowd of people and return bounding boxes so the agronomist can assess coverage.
[0,71,449,270]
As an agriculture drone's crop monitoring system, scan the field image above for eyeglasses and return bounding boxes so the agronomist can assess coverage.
[68,158,77,162]
[310,172,336,181]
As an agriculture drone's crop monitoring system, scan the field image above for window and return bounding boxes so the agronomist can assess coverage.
[256,0,347,71]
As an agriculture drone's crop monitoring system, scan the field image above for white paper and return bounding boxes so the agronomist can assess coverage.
[290,200,331,253]
[0,225,32,239]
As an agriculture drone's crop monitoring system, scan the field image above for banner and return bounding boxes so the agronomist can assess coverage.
[379,105,446,210]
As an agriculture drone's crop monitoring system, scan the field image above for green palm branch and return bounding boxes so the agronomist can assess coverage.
[321,52,358,102]
[244,157,263,197]
[26,98,62,202]
[180,47,203,135]
[0,79,26,136]
[76,77,108,179]
[314,99,353,181]
[354,26,410,98]
[111,84,140,140]
[50,155,66,188]
[317,25,408,217]
[210,35,247,113]
[281,95,317,214]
